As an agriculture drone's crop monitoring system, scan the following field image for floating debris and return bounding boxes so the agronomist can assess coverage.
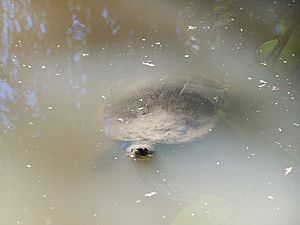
[259,80,267,88]
[144,191,157,197]
[187,25,197,31]
[260,62,268,66]
[142,62,155,67]
[284,167,293,176]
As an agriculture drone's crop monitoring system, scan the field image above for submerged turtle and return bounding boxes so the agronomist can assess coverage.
[102,77,227,159]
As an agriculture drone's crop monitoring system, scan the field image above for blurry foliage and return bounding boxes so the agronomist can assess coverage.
[172,194,256,225]
[212,0,236,27]
[256,21,300,76]
[176,0,300,80]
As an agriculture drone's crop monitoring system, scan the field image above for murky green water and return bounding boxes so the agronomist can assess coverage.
[0,1,300,225]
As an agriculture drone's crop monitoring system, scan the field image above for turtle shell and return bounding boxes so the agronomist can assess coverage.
[102,78,226,144]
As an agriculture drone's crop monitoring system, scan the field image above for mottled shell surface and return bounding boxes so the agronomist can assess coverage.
[103,78,226,144]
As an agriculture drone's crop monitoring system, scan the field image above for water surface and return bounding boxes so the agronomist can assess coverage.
[0,1,300,225]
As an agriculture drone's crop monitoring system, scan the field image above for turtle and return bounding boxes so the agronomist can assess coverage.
[102,77,227,159]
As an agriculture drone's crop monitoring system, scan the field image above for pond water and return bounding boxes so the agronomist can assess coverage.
[0,1,300,225]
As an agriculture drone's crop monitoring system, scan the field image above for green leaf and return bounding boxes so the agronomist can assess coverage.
[256,39,278,60]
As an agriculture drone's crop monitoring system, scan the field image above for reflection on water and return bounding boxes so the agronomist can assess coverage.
[0,1,300,225]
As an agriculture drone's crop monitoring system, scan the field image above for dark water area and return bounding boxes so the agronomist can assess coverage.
[0,1,300,225]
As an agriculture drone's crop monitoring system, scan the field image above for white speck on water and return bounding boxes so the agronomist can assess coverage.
[42,194,47,198]
[114,157,118,160]
[101,95,106,100]
[191,213,195,216]
[283,60,287,64]
[138,107,144,110]
[247,77,252,80]
[41,65,46,69]
[81,53,90,57]
[184,54,190,58]
[26,164,32,168]
[187,25,197,31]
[55,73,60,76]
[144,191,157,197]
[139,98,143,102]
[267,195,275,200]
[240,28,243,32]
[28,65,32,68]
[136,200,141,203]
[293,122,299,127]
[260,62,268,66]
[284,167,293,176]
[117,118,124,122]
[205,210,210,214]
[28,121,33,125]
[216,161,220,165]
[18,80,23,84]
[142,62,155,67]
[259,80,267,88]
[204,201,208,206]
[48,106,53,110]
[278,128,282,132]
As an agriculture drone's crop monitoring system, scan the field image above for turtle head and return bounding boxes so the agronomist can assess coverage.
[126,142,154,159]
